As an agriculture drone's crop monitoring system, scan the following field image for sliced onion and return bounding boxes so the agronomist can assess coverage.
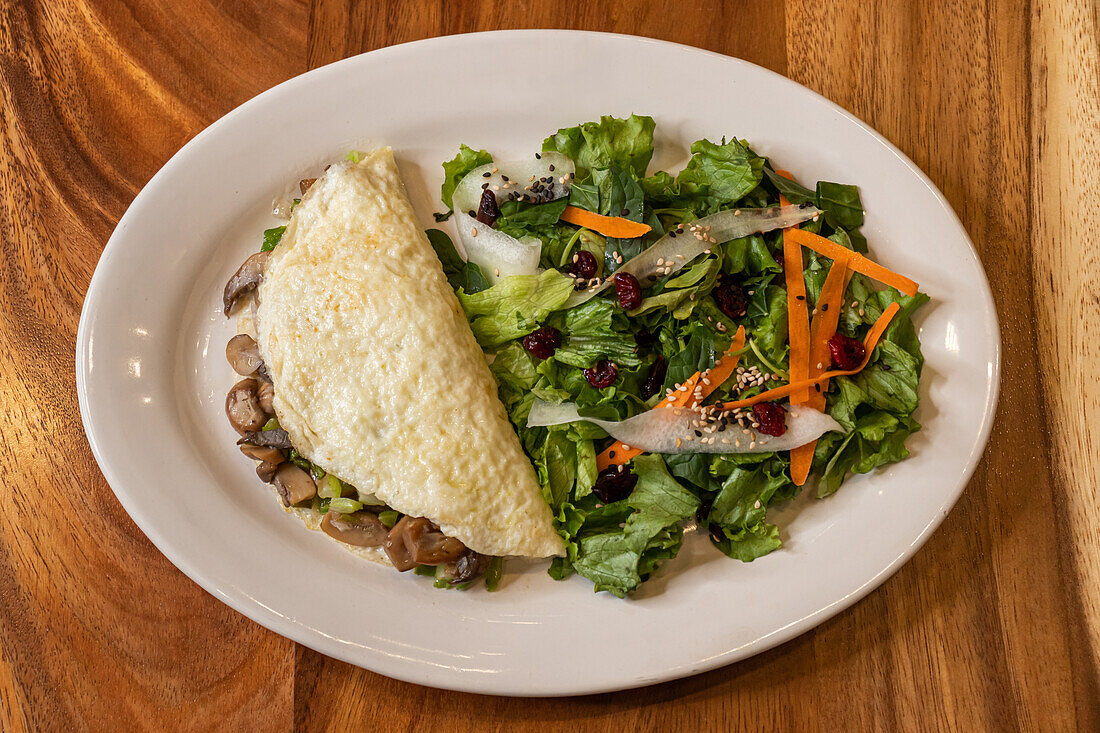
[565,204,821,308]
[453,152,574,215]
[454,212,541,285]
[526,399,840,454]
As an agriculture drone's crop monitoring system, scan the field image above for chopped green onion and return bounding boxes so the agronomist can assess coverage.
[327,497,363,515]
[261,417,280,431]
[378,510,400,529]
[346,150,363,163]
[413,565,436,577]
[485,557,504,591]
[317,474,343,499]
[261,226,286,253]
[317,497,331,513]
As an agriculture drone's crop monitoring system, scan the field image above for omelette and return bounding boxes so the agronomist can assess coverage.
[226,148,563,567]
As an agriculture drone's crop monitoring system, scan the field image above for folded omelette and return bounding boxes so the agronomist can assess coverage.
[255,148,563,559]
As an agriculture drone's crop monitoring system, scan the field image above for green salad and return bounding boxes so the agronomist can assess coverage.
[428,115,928,597]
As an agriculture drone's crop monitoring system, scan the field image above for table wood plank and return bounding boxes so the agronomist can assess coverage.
[0,0,1096,728]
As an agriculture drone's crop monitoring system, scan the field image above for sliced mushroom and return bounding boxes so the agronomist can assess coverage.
[226,334,264,375]
[321,511,387,547]
[384,516,465,571]
[237,428,292,450]
[239,444,284,463]
[223,251,270,316]
[257,380,275,413]
[445,550,489,585]
[299,178,317,195]
[226,378,269,434]
[272,463,316,506]
[256,461,280,483]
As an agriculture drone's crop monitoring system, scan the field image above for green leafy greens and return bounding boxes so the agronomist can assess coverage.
[432,116,928,596]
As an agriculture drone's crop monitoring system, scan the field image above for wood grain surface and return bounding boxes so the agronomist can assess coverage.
[1,0,1096,729]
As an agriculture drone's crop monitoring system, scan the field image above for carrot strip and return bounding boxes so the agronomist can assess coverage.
[791,257,851,485]
[597,327,746,470]
[561,205,652,239]
[777,172,810,407]
[719,302,900,411]
[785,228,919,296]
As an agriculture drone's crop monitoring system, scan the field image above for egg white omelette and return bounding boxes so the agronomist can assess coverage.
[255,147,563,559]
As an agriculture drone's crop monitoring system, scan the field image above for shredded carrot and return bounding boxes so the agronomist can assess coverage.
[719,303,900,411]
[776,171,810,407]
[785,228,918,296]
[790,256,852,484]
[561,205,652,239]
[597,327,746,470]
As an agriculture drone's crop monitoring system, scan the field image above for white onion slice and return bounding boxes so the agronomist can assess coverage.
[454,212,541,285]
[527,399,840,454]
[565,204,821,308]
[453,152,575,215]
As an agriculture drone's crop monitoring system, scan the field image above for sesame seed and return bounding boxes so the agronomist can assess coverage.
[749,440,756,449]
[822,304,829,312]
[483,172,492,178]
[852,301,859,308]
[734,210,741,216]
[471,227,478,236]
[657,258,665,266]
[621,444,631,450]
[572,253,579,263]
[492,185,500,191]
[494,268,500,277]
[491,167,498,173]
[676,438,682,448]
[754,500,761,509]
[722,438,731,444]
[704,249,712,255]
[535,153,541,159]
[549,164,555,171]
[859,308,865,316]
[747,290,755,295]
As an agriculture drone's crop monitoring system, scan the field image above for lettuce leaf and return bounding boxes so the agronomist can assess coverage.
[542,114,655,180]
[441,144,492,210]
[457,270,574,348]
[570,455,700,597]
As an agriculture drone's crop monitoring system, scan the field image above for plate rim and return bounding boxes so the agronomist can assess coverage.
[76,29,1002,696]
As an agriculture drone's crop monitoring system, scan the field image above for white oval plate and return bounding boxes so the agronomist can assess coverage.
[76,30,999,696]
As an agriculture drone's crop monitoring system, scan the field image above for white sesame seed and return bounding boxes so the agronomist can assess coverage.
[747,290,755,295]
[471,227,478,236]
[734,210,741,216]
[621,444,631,451]
[494,268,500,277]
[676,438,682,448]
[754,500,761,509]
[491,185,500,191]
[491,167,498,173]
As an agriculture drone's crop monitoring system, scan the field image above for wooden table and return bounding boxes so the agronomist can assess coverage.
[2,0,1096,729]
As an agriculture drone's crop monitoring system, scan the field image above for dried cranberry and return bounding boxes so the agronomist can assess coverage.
[592,466,638,503]
[827,332,866,371]
[640,355,668,399]
[566,250,598,279]
[713,277,749,319]
[614,272,643,310]
[475,188,499,226]
[521,327,561,360]
[583,359,618,389]
[752,402,787,437]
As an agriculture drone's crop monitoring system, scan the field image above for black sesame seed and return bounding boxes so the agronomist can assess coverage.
[483,172,492,177]
[694,430,702,437]
[669,231,677,238]
[501,175,509,182]
[608,451,616,459]
[822,304,829,311]
[549,165,555,171]
[621,208,629,216]
[535,153,541,159]
[796,295,805,301]
[468,210,476,217]
[481,182,489,190]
